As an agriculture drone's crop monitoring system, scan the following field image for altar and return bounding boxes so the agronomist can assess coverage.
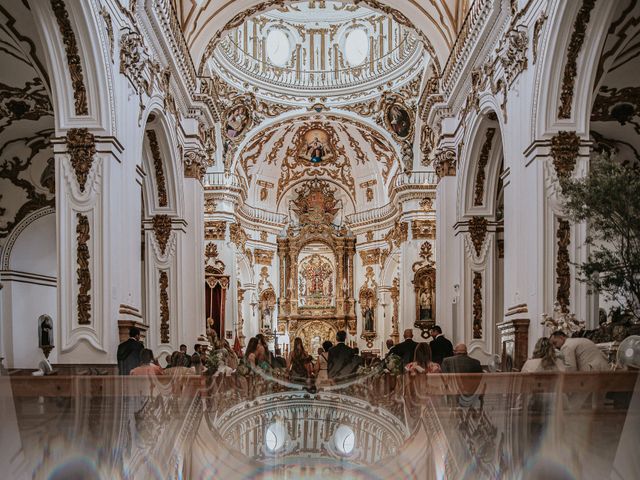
[277,180,356,353]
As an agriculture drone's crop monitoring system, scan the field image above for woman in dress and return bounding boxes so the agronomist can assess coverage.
[315,340,332,388]
[521,337,565,372]
[244,337,260,368]
[405,342,441,373]
[288,337,314,384]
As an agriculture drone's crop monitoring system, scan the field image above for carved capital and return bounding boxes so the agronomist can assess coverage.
[434,148,457,179]
[468,216,488,257]
[67,128,96,193]
[152,214,172,256]
[183,148,207,179]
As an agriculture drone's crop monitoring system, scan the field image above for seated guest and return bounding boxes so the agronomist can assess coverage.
[179,344,191,367]
[244,337,260,368]
[117,327,143,375]
[521,337,565,372]
[315,341,332,387]
[405,342,441,373]
[191,353,203,375]
[441,343,482,373]
[349,347,364,373]
[165,351,193,375]
[256,334,275,367]
[328,331,355,380]
[130,349,163,375]
[549,331,610,372]
[388,329,418,367]
[222,339,239,370]
[288,337,313,384]
[429,325,454,365]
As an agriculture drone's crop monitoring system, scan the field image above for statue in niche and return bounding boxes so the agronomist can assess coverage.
[419,290,433,322]
[262,305,272,330]
[363,299,375,332]
[38,315,53,348]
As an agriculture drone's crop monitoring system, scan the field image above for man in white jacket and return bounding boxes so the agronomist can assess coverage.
[549,331,610,372]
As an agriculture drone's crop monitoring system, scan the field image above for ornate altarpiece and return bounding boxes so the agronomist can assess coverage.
[277,180,356,350]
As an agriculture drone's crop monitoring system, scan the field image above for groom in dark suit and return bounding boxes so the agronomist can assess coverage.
[328,330,355,380]
[117,327,143,375]
[429,325,454,365]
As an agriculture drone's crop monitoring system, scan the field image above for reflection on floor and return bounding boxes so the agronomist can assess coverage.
[1,372,639,479]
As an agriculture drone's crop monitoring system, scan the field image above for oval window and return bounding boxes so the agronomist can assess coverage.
[265,422,287,452]
[334,425,355,455]
[344,29,368,66]
[266,29,291,67]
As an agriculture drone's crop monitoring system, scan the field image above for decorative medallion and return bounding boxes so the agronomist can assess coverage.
[291,179,339,225]
[558,0,597,119]
[66,128,96,193]
[76,213,91,324]
[296,127,335,165]
[50,0,88,115]
[381,93,414,140]
[254,248,274,266]
[550,131,580,181]
[153,214,172,255]
[474,128,496,206]
[411,220,436,240]
[205,220,226,240]
[145,130,168,206]
[223,96,253,141]
[359,248,381,266]
[159,270,170,343]
[472,271,483,339]
[468,216,488,257]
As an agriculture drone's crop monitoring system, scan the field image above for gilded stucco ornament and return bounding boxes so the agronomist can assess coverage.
[66,128,96,193]
[76,213,91,325]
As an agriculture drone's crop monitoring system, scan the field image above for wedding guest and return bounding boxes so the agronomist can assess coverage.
[521,337,565,372]
[405,342,441,373]
[164,351,193,376]
[328,331,355,380]
[191,353,203,375]
[349,347,364,373]
[180,344,191,367]
[273,348,287,369]
[256,333,275,367]
[315,341,332,387]
[288,337,313,384]
[386,338,395,351]
[441,344,482,373]
[222,339,239,370]
[388,329,418,367]
[244,337,260,368]
[130,349,163,376]
[429,325,454,365]
[117,327,143,375]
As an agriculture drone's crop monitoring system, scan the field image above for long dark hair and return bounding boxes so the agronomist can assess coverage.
[245,337,259,359]
[290,337,307,362]
[413,342,433,368]
[532,337,557,370]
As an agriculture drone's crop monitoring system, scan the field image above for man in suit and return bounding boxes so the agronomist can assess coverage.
[388,329,418,367]
[441,343,483,373]
[429,325,454,365]
[550,331,609,372]
[117,327,144,375]
[328,330,355,380]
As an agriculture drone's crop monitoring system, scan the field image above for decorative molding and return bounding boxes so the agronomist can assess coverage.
[359,248,381,266]
[499,27,528,86]
[254,248,274,266]
[556,218,571,313]
[1,207,55,270]
[474,128,496,206]
[359,179,377,202]
[229,223,249,252]
[152,215,172,256]
[183,148,207,179]
[390,276,400,344]
[558,0,597,119]
[257,179,274,202]
[411,219,436,240]
[50,0,88,115]
[205,220,226,240]
[472,271,483,339]
[434,148,456,179]
[76,213,91,325]
[420,125,436,166]
[412,241,434,272]
[550,130,580,181]
[260,231,268,242]
[468,216,488,257]
[532,11,548,65]
[159,270,170,343]
[145,130,168,206]
[99,6,114,62]
[384,220,408,251]
[67,128,96,193]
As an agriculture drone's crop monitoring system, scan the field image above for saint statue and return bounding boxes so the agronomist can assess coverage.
[38,315,53,348]
[364,306,375,332]
[419,290,432,321]
[262,306,272,330]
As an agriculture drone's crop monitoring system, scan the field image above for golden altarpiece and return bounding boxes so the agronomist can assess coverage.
[277,180,356,352]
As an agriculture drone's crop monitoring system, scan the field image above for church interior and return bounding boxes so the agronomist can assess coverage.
[0,0,639,478]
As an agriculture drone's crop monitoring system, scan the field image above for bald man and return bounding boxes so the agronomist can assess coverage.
[388,329,418,367]
[441,343,483,373]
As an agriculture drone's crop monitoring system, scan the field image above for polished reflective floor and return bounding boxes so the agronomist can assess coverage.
[1,371,639,479]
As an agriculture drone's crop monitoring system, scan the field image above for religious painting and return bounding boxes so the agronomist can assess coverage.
[297,128,334,164]
[224,103,251,140]
[382,93,414,140]
[298,252,335,308]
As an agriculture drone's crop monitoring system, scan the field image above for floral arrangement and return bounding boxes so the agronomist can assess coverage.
[384,354,403,375]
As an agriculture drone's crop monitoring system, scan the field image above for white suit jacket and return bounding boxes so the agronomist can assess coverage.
[560,338,610,372]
